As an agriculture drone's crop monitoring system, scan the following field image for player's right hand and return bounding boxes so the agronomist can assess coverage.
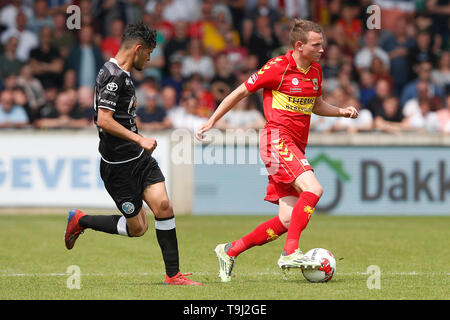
[195,120,214,141]
[138,136,157,154]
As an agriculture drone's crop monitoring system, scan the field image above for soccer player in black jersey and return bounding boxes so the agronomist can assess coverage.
[64,22,202,286]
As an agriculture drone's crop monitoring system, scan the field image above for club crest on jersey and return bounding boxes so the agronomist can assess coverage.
[106,82,118,91]
[122,202,135,215]
[312,78,319,90]
[247,73,258,85]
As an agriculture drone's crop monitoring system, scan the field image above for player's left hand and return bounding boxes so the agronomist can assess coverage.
[341,106,359,119]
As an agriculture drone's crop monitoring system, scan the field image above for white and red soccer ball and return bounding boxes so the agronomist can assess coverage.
[302,248,337,283]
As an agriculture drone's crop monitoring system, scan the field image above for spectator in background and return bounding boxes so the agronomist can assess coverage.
[29,26,64,89]
[244,0,281,28]
[215,96,266,130]
[373,95,405,134]
[183,73,216,117]
[34,85,58,122]
[154,0,201,24]
[144,2,175,42]
[0,89,29,128]
[400,60,445,108]
[27,0,54,35]
[436,93,450,133]
[220,28,249,72]
[140,37,166,82]
[16,64,46,114]
[34,90,89,129]
[407,30,438,74]
[164,19,190,70]
[247,15,279,68]
[160,85,182,126]
[335,2,362,54]
[366,78,392,118]
[201,3,238,55]
[100,18,124,61]
[0,0,34,30]
[380,17,415,95]
[210,53,237,106]
[181,38,215,81]
[170,92,207,132]
[51,11,76,59]
[66,25,104,88]
[322,42,342,80]
[136,87,171,131]
[403,80,432,119]
[12,85,31,121]
[431,51,450,93]
[91,0,123,38]
[283,0,311,20]
[0,35,22,79]
[187,0,215,41]
[354,29,390,72]
[271,22,290,58]
[123,0,146,25]
[369,55,394,91]
[403,97,439,133]
[1,11,39,62]
[426,0,450,49]
[77,86,95,124]
[358,70,377,108]
[45,0,72,15]
[161,54,185,103]
[62,69,78,91]
[375,0,416,32]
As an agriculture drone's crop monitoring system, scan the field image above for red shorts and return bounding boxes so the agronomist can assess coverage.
[259,129,313,204]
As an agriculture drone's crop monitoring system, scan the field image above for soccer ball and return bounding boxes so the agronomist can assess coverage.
[302,248,336,283]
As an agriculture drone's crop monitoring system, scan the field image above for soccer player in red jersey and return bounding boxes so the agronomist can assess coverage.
[195,19,358,282]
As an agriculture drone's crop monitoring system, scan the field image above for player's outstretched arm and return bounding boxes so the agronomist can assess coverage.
[97,108,157,154]
[312,96,358,119]
[195,82,252,140]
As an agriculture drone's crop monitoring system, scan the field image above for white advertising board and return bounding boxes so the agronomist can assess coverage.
[0,132,170,208]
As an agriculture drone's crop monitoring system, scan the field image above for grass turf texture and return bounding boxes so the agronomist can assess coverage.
[0,214,448,300]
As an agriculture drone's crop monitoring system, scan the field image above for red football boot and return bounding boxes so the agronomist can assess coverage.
[164,272,203,286]
[64,209,86,250]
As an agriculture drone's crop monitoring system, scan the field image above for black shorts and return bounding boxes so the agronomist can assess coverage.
[100,151,165,218]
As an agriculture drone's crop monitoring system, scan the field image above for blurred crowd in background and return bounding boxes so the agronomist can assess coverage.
[0,0,449,134]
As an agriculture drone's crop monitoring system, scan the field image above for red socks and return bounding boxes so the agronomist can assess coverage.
[283,191,320,255]
[225,191,320,258]
[226,216,287,257]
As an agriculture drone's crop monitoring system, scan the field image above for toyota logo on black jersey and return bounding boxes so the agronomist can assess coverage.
[106,82,118,91]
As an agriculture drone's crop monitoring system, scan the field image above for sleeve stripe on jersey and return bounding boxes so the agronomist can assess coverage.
[276,63,290,91]
[98,105,116,112]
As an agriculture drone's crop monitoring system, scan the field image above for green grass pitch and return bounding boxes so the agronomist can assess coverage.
[0,214,448,300]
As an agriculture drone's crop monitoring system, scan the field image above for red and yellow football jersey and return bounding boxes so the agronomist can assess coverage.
[245,50,322,148]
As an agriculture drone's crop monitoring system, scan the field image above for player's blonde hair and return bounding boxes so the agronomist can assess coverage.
[289,19,323,47]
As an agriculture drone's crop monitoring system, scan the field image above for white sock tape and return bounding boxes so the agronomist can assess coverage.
[117,216,128,236]
[155,217,176,230]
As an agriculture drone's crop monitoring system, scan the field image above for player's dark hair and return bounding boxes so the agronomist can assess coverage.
[121,21,156,50]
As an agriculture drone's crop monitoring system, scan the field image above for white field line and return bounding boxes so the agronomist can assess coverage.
[0,271,449,277]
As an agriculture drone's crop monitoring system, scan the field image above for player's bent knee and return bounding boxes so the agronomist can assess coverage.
[304,184,323,198]
[156,199,173,218]
[279,216,290,229]
[128,224,148,237]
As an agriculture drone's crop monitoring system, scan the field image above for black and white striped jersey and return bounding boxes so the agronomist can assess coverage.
[94,58,143,164]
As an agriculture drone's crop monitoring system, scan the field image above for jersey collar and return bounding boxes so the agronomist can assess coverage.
[109,58,131,77]
[286,50,311,75]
